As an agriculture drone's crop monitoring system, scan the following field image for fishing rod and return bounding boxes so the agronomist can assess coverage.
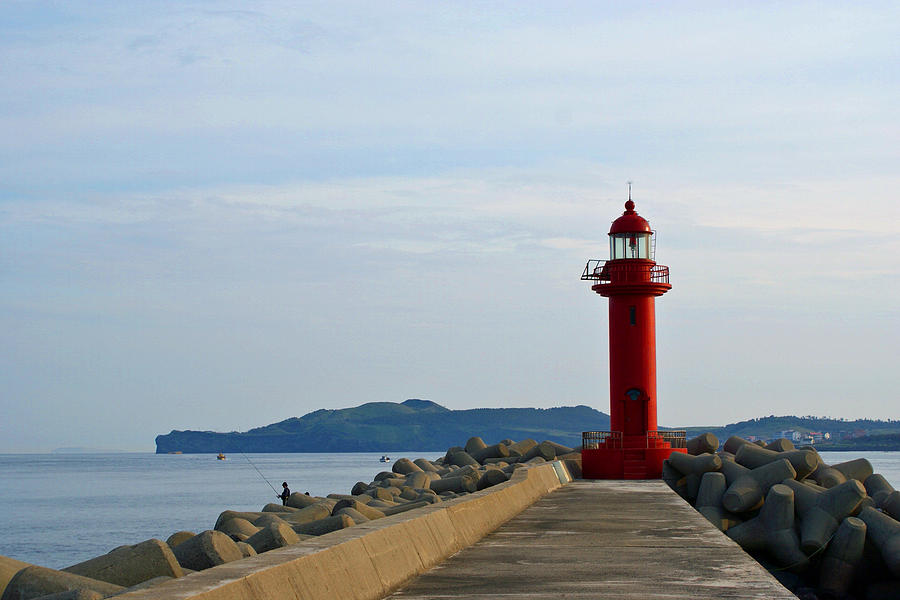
[239,449,280,497]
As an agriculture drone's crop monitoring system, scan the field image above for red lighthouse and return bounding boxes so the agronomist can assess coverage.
[581,195,686,479]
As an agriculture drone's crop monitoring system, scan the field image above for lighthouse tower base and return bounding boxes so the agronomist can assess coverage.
[581,432,687,480]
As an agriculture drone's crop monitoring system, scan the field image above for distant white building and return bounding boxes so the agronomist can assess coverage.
[780,430,802,441]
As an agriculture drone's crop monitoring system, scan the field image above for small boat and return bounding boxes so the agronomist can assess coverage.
[216,452,226,460]
[379,455,391,463]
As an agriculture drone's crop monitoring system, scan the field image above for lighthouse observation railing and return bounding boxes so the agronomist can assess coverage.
[582,431,622,449]
[648,430,687,449]
[581,430,686,449]
[581,260,669,284]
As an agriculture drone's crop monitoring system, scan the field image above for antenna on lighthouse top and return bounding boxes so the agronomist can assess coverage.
[625,181,635,212]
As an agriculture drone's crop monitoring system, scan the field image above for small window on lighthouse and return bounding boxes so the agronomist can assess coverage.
[610,233,651,259]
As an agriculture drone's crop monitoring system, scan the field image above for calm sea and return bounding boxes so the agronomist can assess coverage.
[1,451,898,570]
[0,451,441,569]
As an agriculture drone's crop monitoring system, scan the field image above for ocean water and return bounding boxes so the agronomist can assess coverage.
[0,451,441,569]
[1,450,898,570]
[817,451,900,486]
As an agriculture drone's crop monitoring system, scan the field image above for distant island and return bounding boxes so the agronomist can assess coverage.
[155,400,900,454]
[155,399,611,454]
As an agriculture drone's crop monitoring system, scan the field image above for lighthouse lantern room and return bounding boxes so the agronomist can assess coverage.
[581,195,687,479]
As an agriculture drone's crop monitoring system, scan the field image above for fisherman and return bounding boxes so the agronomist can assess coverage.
[279,482,290,505]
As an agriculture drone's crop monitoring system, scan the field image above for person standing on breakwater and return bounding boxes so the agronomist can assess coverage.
[279,482,290,505]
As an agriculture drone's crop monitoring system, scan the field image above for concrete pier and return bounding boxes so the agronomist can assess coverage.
[388,480,795,599]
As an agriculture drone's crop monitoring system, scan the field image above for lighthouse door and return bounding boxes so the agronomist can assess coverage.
[623,388,647,436]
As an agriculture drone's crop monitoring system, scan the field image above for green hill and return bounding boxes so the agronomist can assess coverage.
[680,415,900,448]
[154,399,611,453]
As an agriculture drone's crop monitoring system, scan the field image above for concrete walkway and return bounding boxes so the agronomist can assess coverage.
[387,480,796,599]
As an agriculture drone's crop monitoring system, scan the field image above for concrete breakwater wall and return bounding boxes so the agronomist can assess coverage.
[667,433,900,600]
[1,437,578,600]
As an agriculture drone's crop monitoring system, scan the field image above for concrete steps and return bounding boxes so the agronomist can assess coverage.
[622,450,647,479]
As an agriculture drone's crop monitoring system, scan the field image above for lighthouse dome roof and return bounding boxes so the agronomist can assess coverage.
[609,200,652,234]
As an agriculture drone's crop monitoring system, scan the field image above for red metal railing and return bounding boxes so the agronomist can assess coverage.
[582,430,686,450]
[581,260,669,284]
[582,431,623,449]
[647,430,687,448]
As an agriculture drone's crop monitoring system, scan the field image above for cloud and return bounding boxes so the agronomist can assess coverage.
[2,2,897,187]
[5,165,896,306]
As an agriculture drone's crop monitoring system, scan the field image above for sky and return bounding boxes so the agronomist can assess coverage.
[1,1,898,452]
